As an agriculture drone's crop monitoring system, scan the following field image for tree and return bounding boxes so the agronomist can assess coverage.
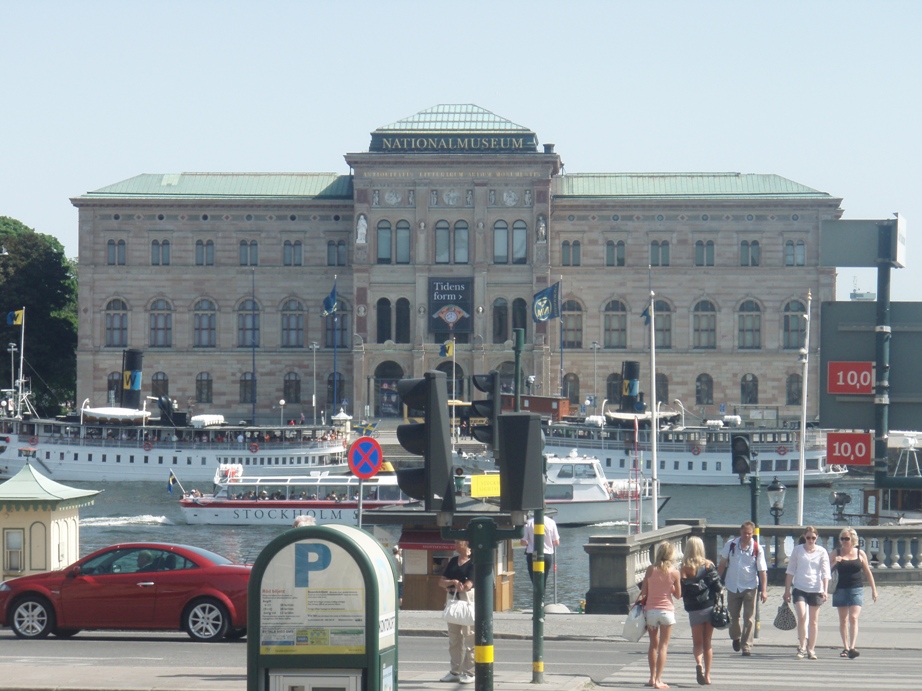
[0,216,77,416]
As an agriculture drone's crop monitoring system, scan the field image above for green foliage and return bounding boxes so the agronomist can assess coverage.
[0,216,77,416]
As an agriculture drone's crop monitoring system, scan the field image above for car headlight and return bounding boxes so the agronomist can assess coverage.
[0,582,10,593]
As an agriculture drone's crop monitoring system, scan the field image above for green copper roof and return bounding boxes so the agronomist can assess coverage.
[81,173,353,200]
[0,464,100,505]
[555,173,832,199]
[375,104,531,133]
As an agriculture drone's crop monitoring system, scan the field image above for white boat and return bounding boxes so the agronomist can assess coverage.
[178,463,410,526]
[544,412,846,487]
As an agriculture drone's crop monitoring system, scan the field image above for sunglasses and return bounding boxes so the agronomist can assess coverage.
[805,536,817,541]
[840,536,851,541]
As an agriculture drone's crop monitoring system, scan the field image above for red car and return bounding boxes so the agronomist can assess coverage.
[0,542,250,642]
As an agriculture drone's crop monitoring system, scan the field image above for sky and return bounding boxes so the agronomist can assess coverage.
[3,1,920,301]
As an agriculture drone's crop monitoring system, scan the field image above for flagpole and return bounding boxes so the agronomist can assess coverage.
[452,334,457,446]
[16,307,25,419]
[648,270,659,531]
[251,269,257,424]
[333,275,338,420]
[559,275,564,397]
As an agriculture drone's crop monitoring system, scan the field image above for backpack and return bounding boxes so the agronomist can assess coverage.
[728,538,759,558]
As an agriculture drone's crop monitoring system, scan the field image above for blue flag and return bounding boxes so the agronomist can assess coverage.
[532,282,560,322]
[640,306,651,326]
[321,284,338,317]
[167,471,178,495]
[6,310,23,326]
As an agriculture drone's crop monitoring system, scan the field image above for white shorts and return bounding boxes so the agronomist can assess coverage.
[645,609,676,627]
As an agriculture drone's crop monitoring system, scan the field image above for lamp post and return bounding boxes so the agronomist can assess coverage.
[590,341,600,412]
[278,399,286,427]
[309,341,320,426]
[767,476,787,568]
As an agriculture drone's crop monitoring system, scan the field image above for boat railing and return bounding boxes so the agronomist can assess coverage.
[18,432,347,453]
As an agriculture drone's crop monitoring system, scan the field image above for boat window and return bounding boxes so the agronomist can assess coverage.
[790,459,800,471]
[88,454,93,462]
[806,459,818,470]
[775,459,788,472]
[702,462,708,471]
[647,460,652,470]
[545,485,574,501]
[674,461,679,470]
[761,459,772,473]
[660,460,665,470]
[557,464,573,479]
[574,464,596,479]
[619,459,626,468]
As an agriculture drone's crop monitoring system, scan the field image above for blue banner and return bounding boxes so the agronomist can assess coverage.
[532,282,560,322]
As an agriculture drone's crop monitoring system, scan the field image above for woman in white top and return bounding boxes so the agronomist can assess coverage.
[783,526,831,660]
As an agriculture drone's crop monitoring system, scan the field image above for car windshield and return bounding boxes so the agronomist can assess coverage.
[179,544,235,565]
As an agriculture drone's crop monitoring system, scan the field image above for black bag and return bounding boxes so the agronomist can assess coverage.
[710,589,730,629]
[773,602,797,631]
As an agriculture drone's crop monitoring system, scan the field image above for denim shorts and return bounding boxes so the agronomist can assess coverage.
[792,588,825,607]
[645,609,676,627]
[833,586,864,608]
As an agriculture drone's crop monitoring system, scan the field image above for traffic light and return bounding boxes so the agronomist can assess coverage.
[471,370,502,458]
[730,433,754,480]
[395,371,454,512]
[497,412,545,513]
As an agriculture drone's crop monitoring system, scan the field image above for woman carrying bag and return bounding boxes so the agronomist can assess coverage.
[640,541,682,690]
[439,540,475,684]
[784,526,831,660]
[681,537,723,685]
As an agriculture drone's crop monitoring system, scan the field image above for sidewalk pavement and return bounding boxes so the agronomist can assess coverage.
[2,586,919,690]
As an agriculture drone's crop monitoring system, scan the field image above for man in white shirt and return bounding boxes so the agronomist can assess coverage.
[718,520,768,656]
[521,513,560,590]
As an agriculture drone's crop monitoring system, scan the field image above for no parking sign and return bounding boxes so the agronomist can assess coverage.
[348,437,384,480]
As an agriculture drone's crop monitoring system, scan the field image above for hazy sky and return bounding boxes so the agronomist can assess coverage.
[3,1,919,301]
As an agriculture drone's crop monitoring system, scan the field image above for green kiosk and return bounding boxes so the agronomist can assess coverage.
[247,524,398,691]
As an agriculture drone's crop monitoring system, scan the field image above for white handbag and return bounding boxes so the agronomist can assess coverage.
[622,601,646,642]
[442,592,475,626]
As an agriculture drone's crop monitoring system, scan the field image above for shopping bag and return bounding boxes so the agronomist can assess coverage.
[442,592,475,626]
[710,590,730,629]
[773,602,797,631]
[622,601,646,642]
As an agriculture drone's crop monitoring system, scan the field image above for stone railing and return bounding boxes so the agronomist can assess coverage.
[584,519,922,614]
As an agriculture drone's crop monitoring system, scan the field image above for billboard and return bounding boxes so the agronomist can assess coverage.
[428,277,473,334]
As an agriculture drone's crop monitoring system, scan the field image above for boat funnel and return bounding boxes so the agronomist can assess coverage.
[619,361,643,413]
[120,349,144,410]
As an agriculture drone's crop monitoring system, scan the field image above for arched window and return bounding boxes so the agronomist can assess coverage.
[237,299,260,347]
[195,240,214,266]
[738,300,761,349]
[654,300,672,349]
[696,373,714,405]
[651,241,670,267]
[512,298,528,341]
[376,298,392,343]
[281,299,304,348]
[105,299,128,347]
[606,373,622,404]
[492,298,509,344]
[196,372,213,404]
[741,374,758,404]
[493,220,509,264]
[604,300,627,349]
[695,240,715,267]
[562,241,571,266]
[395,221,411,264]
[563,373,580,406]
[740,240,760,267]
[786,373,803,405]
[240,372,255,404]
[337,240,347,266]
[193,299,217,348]
[107,239,126,265]
[512,220,527,264]
[454,221,469,264]
[148,299,172,347]
[783,300,806,349]
[284,372,301,404]
[571,241,581,266]
[151,372,169,398]
[376,220,392,264]
[562,300,583,349]
[151,239,170,266]
[395,298,411,343]
[324,302,349,348]
[435,220,450,264]
[785,240,806,267]
[693,300,717,349]
[606,240,626,267]
[327,372,346,411]
[107,372,121,402]
[283,240,303,266]
[655,372,669,404]
[239,240,258,266]
[327,241,337,266]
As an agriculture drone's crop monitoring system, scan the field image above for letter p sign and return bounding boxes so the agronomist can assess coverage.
[294,543,332,587]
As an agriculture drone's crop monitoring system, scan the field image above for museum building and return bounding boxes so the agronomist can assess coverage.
[72,104,841,424]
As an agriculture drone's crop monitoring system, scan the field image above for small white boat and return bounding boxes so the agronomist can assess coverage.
[178,463,410,526]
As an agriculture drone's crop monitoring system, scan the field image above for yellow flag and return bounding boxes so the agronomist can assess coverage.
[6,310,23,326]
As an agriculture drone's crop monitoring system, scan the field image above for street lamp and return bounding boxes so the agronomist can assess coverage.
[309,341,320,426]
[767,476,787,568]
[590,341,601,411]
[278,399,286,426]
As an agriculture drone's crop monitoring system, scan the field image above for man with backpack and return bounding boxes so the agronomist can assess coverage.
[718,521,768,656]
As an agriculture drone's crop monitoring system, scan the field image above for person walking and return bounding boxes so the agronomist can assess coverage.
[717,520,768,656]
[784,526,831,660]
[831,527,878,659]
[521,512,561,589]
[640,540,681,690]
[439,540,475,684]
[681,537,722,685]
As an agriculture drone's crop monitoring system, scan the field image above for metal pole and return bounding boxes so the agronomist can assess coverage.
[310,342,319,427]
[251,269,257,425]
[531,507,546,684]
[649,285,659,530]
[592,341,599,411]
[513,328,523,413]
[796,292,811,525]
[750,474,761,640]
[873,222,892,490]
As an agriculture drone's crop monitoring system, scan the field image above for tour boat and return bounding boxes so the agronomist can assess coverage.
[178,463,410,526]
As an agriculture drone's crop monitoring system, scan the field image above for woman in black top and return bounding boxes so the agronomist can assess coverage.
[439,540,475,683]
[831,527,878,659]
[681,536,722,685]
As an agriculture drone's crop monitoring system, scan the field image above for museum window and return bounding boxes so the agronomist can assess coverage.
[650,241,670,267]
[195,240,214,266]
[240,372,255,404]
[562,300,583,349]
[148,299,172,348]
[562,240,581,267]
[696,373,714,405]
[324,302,349,348]
[603,300,627,349]
[193,299,217,348]
[607,373,622,404]
[151,239,170,266]
[107,239,126,265]
[284,372,301,404]
[493,220,509,264]
[283,240,303,266]
[654,300,672,349]
[239,240,258,266]
[454,221,469,264]
[741,373,759,405]
[327,240,347,266]
[512,220,527,264]
[327,372,346,411]
[695,240,715,267]
[655,372,669,404]
[151,371,169,398]
[237,299,260,347]
[376,220,392,264]
[606,240,625,267]
[786,373,802,406]
[107,372,121,401]
[492,298,509,344]
[562,373,580,406]
[693,300,717,349]
[740,240,760,267]
[281,299,304,348]
[435,221,451,264]
[437,220,470,264]
[377,298,392,343]
[783,300,807,349]
[395,298,411,343]
[4,529,23,573]
[738,300,761,349]
[785,240,806,267]
[512,298,528,340]
[195,372,213,404]
[396,221,411,264]
[105,299,128,347]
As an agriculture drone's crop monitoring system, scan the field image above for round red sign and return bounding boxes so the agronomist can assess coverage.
[348,437,385,480]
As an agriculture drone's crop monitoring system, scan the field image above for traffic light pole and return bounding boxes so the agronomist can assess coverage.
[531,507,546,684]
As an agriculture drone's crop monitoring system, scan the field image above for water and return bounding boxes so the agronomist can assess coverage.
[71,480,857,613]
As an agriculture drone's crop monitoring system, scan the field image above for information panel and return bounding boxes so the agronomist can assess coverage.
[827,432,873,466]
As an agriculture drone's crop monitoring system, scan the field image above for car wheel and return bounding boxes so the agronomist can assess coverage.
[53,628,81,639]
[184,598,229,642]
[225,627,247,640]
[10,596,55,639]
